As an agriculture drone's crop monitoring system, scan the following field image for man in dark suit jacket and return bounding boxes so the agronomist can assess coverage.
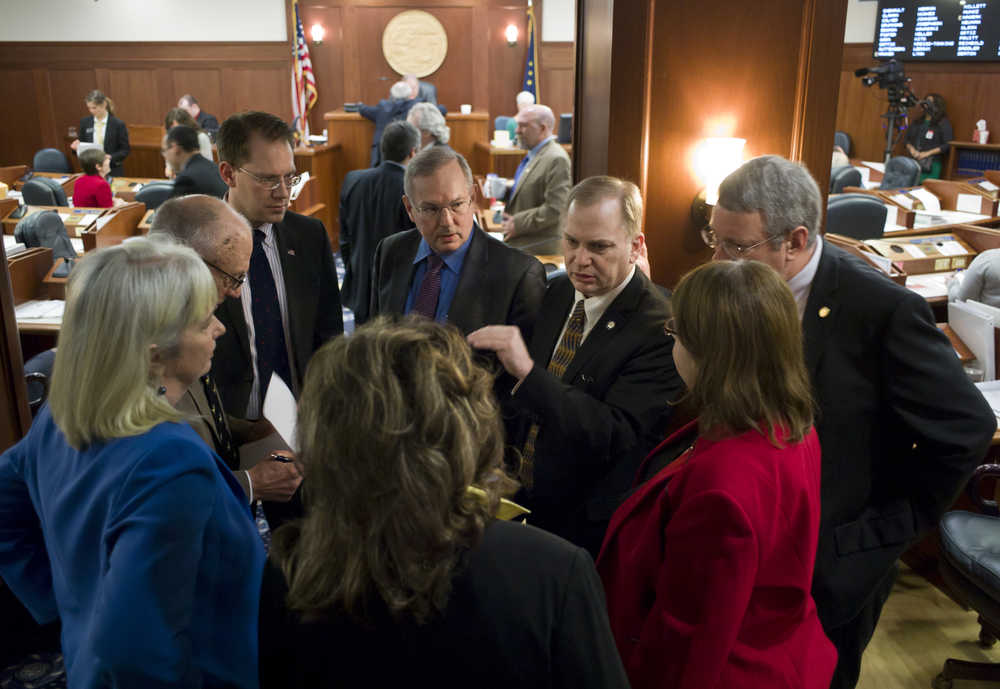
[339,120,420,324]
[179,94,221,139]
[469,176,683,557]
[163,125,228,198]
[212,111,343,421]
[710,155,996,689]
[370,146,545,337]
[359,81,419,167]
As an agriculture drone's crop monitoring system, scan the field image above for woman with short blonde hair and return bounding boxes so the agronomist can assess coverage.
[598,260,836,689]
[260,316,629,689]
[0,237,264,689]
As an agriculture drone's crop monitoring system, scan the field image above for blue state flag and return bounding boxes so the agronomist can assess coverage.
[522,7,538,101]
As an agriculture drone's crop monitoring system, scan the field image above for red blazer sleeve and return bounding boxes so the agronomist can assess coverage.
[632,489,758,689]
[95,179,113,208]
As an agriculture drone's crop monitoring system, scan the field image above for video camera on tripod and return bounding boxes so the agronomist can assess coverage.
[854,59,921,162]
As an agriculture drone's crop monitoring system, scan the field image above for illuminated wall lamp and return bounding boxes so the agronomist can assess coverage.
[690,136,746,226]
[310,23,326,45]
[505,24,519,46]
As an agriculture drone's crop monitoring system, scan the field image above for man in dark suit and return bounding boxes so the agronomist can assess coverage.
[149,195,302,506]
[162,125,228,198]
[212,111,343,422]
[369,146,546,337]
[709,155,997,689]
[179,94,220,139]
[468,176,683,557]
[359,81,418,167]
[339,120,420,324]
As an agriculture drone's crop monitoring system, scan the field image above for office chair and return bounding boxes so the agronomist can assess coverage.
[418,81,438,105]
[829,165,862,194]
[15,210,78,261]
[21,177,68,207]
[494,115,513,133]
[826,193,887,241]
[880,156,921,190]
[32,147,72,173]
[557,114,573,144]
[834,130,852,157]
[135,181,175,210]
[24,348,56,417]
[935,465,1000,688]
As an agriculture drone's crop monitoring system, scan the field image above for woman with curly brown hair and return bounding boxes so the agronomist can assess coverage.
[258,316,628,689]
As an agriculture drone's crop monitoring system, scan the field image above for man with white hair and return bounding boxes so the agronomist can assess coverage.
[359,80,417,167]
[516,90,535,112]
[407,102,450,150]
[500,104,572,255]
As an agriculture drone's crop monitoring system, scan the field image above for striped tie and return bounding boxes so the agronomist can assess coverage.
[520,298,586,488]
[411,254,444,321]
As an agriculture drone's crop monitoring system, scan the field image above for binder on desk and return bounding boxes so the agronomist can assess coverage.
[949,300,1000,381]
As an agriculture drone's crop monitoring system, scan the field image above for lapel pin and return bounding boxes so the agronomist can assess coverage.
[287,249,296,256]
[606,321,615,330]
[818,306,831,318]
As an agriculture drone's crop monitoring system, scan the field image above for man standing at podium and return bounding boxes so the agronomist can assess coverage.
[708,155,996,689]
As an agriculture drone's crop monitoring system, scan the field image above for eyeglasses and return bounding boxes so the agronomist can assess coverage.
[204,259,247,290]
[237,167,302,192]
[663,317,678,338]
[700,226,776,259]
[412,197,474,219]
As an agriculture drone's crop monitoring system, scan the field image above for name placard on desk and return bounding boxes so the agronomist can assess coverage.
[865,234,977,274]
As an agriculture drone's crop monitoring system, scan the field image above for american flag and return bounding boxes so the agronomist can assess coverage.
[291,0,318,140]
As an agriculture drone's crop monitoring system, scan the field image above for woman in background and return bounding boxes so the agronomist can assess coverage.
[70,89,130,177]
[259,317,628,689]
[165,107,213,162]
[906,93,953,181]
[0,237,264,688]
[597,260,836,689]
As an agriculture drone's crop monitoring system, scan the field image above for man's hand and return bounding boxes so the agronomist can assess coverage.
[500,214,516,239]
[467,325,534,382]
[247,454,302,503]
[70,139,79,151]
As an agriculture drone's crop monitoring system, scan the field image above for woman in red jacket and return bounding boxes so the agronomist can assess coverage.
[72,147,114,208]
[597,259,836,689]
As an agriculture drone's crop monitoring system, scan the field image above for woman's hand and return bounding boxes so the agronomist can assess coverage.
[70,139,79,151]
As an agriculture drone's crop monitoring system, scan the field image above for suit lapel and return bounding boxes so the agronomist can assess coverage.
[802,240,839,377]
[529,278,575,366]
[509,140,553,205]
[273,218,310,371]
[390,230,421,313]
[219,292,251,364]
[447,227,489,332]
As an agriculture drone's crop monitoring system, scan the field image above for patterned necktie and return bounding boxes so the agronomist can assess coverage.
[250,229,292,403]
[411,254,444,320]
[520,298,586,488]
[200,374,239,470]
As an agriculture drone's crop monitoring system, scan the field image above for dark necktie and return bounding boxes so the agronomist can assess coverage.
[200,374,239,470]
[511,154,530,194]
[520,299,586,488]
[411,254,444,320]
[250,229,292,403]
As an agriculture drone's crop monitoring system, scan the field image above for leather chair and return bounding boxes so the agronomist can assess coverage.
[21,177,68,206]
[494,115,513,133]
[32,148,72,173]
[834,130,852,157]
[830,165,862,194]
[23,348,56,417]
[826,193,887,241]
[935,464,1000,688]
[880,156,922,189]
[135,181,175,210]
[557,114,573,144]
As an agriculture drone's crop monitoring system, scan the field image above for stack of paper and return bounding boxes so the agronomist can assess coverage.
[14,299,65,324]
[950,300,1000,381]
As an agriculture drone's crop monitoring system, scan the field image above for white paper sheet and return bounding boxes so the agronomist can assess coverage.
[70,237,84,254]
[913,209,989,228]
[936,240,968,257]
[891,193,914,209]
[975,381,1000,418]
[901,244,926,258]
[883,204,902,233]
[854,166,871,184]
[262,373,297,452]
[909,188,941,212]
[956,193,985,214]
[15,299,65,322]
[906,272,953,299]
[978,180,999,192]
[862,161,886,173]
[950,301,997,381]
[56,213,71,223]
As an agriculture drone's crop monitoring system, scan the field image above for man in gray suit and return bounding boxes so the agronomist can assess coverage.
[501,104,572,255]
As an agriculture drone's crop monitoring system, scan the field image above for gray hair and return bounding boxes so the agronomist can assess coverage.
[48,236,217,448]
[390,81,412,101]
[519,104,555,132]
[716,155,822,247]
[149,194,251,263]
[404,146,473,200]
[568,176,643,239]
[515,90,535,108]
[407,102,450,145]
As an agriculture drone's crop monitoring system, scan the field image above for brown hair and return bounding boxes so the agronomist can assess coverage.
[671,260,813,445]
[215,111,294,168]
[567,176,642,238]
[164,107,202,133]
[271,316,516,624]
[79,148,105,176]
[85,89,115,117]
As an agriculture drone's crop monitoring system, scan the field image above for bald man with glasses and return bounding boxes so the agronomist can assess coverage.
[370,145,545,338]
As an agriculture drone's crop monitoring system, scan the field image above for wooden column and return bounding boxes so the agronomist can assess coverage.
[0,243,31,452]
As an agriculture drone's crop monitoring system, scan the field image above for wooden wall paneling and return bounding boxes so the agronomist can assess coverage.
[573,0,613,180]
[108,69,163,126]
[538,42,574,121]
[472,4,490,112]
[0,69,45,170]
[606,0,653,194]
[32,69,58,154]
[487,6,530,124]
[171,69,224,119]
[220,65,293,123]
[48,68,98,145]
[300,5,345,134]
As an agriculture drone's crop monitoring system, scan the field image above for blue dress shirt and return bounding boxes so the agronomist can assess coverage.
[512,135,558,194]
[404,230,475,323]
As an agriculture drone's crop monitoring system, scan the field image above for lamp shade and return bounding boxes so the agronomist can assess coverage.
[693,137,746,205]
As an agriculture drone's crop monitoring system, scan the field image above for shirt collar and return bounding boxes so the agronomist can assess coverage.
[94,114,108,125]
[412,227,476,272]
[527,135,556,160]
[253,222,275,245]
[573,265,636,324]
[787,238,823,319]
[384,160,406,171]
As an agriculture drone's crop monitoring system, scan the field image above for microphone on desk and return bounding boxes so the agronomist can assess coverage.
[854,67,870,77]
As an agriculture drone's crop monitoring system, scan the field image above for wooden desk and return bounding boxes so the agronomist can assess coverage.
[0,165,27,187]
[9,247,61,360]
[3,206,106,236]
[78,202,146,251]
[472,141,573,178]
[323,109,489,176]
[111,177,163,202]
[945,141,1000,180]
[293,143,342,246]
